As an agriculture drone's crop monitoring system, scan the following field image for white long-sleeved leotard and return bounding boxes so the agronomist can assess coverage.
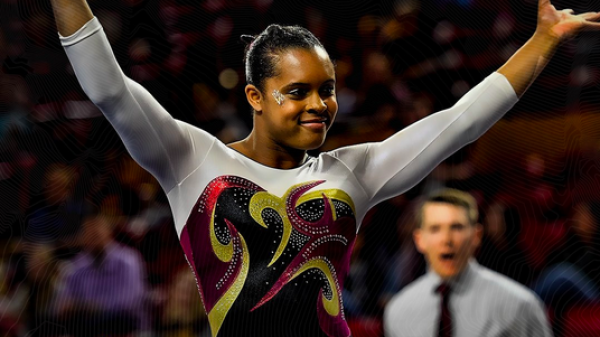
[60,17,518,337]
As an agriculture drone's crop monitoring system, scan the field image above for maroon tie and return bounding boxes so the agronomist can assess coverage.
[436,283,452,337]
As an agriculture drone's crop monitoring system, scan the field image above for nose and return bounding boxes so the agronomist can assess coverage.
[442,228,453,247]
[307,92,327,114]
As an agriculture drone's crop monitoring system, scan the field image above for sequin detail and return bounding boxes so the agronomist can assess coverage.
[272,89,284,105]
[250,181,356,337]
[182,177,356,337]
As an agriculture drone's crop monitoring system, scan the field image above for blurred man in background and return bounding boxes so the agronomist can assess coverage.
[384,189,551,337]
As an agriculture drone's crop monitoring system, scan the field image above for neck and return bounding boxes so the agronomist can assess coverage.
[229,132,308,169]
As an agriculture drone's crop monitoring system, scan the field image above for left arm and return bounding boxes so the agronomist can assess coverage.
[335,0,600,208]
[348,72,517,208]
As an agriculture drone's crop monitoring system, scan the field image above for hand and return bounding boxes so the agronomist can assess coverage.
[537,0,600,41]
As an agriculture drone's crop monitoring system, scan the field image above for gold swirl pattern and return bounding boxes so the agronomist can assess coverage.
[209,206,233,262]
[288,258,340,316]
[249,183,355,267]
[208,220,250,337]
[248,191,290,266]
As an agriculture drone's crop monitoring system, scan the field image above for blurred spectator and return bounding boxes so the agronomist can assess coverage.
[0,242,27,337]
[157,267,208,337]
[532,201,600,336]
[56,214,148,337]
[384,189,552,337]
[26,163,86,243]
[23,242,64,337]
[477,202,535,286]
[378,197,426,310]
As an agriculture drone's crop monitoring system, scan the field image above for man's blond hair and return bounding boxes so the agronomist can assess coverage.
[416,189,478,228]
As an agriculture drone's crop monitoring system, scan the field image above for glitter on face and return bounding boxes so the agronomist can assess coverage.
[272,89,284,106]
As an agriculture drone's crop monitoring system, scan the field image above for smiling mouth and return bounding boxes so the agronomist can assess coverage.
[298,119,329,131]
[299,118,328,124]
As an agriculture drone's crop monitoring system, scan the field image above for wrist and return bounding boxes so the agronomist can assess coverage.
[531,30,562,51]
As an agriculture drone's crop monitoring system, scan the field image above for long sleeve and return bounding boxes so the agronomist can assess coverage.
[60,17,215,193]
[331,72,518,209]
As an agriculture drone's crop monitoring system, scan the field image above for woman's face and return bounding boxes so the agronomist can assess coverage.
[249,46,338,151]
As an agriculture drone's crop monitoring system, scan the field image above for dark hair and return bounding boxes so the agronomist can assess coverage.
[416,189,478,228]
[241,24,326,93]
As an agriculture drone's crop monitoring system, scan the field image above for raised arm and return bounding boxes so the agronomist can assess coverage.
[333,0,600,209]
[50,1,214,192]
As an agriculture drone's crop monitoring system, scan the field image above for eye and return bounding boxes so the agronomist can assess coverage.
[320,86,336,96]
[451,223,466,231]
[288,88,308,97]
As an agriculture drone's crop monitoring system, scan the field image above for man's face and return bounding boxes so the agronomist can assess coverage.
[414,202,482,280]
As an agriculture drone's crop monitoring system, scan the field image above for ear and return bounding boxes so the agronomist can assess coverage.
[413,228,426,254]
[472,223,483,249]
[245,84,264,113]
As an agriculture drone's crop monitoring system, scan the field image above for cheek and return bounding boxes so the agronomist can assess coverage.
[265,106,297,125]
[277,101,304,117]
[456,234,475,253]
[421,235,441,253]
[327,98,339,113]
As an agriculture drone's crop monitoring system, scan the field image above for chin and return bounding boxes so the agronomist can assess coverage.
[305,139,326,151]
[436,268,459,280]
[290,136,326,151]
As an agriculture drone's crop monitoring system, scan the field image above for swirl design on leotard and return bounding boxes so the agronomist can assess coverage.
[181,176,356,337]
[250,181,355,337]
[181,176,261,336]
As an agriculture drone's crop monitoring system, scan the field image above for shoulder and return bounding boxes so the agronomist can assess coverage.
[177,120,219,145]
[323,143,370,166]
[63,254,90,279]
[475,264,544,312]
[385,275,429,314]
[111,244,144,267]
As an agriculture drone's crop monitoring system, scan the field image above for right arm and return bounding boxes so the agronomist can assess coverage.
[50,1,214,192]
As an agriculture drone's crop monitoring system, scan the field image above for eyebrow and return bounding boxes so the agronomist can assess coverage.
[281,79,336,90]
[425,222,467,228]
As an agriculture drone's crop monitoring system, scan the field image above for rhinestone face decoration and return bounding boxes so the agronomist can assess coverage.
[272,89,285,106]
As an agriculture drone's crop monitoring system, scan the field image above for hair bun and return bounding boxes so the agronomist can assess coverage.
[264,24,284,36]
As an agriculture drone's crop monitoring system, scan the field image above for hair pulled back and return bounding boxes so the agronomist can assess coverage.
[241,24,325,93]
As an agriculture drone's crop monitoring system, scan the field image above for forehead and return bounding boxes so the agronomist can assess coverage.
[422,202,469,226]
[271,47,335,84]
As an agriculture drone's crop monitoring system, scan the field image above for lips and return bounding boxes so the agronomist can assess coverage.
[440,253,455,261]
[299,118,328,124]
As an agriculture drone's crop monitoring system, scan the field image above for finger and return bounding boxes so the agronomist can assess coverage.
[580,12,600,21]
[560,9,575,20]
[539,0,550,8]
[581,21,600,30]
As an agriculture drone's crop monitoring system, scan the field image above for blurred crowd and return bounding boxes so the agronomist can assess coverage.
[1,0,600,336]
